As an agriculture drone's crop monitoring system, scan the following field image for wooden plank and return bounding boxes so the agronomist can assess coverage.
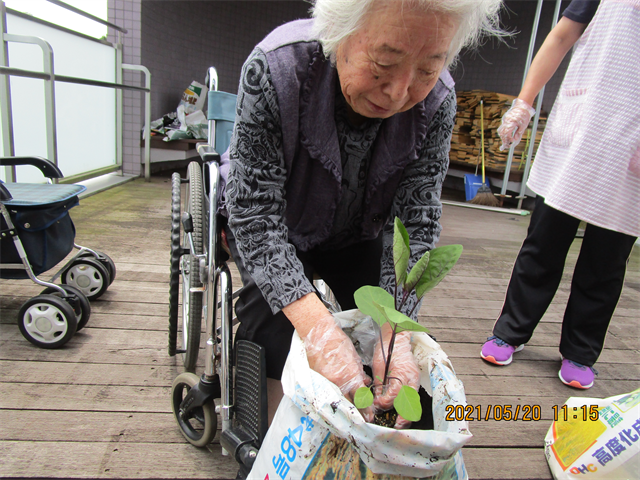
[0,410,190,444]
[0,360,181,387]
[0,339,176,366]
[458,375,639,399]
[0,325,169,346]
[453,357,640,381]
[462,447,552,480]
[0,441,238,479]
[0,383,172,412]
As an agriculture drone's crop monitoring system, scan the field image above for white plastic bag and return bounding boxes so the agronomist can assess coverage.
[544,387,640,479]
[249,310,472,479]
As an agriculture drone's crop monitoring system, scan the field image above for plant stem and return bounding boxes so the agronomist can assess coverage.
[383,324,398,384]
[394,283,398,311]
[408,300,420,318]
[399,287,413,311]
[377,324,387,371]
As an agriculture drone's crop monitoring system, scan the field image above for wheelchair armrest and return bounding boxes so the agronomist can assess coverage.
[196,143,221,163]
[0,182,12,201]
[0,156,64,179]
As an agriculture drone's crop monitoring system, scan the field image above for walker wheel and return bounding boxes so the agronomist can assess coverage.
[18,294,78,348]
[78,250,116,285]
[62,257,110,300]
[40,284,91,330]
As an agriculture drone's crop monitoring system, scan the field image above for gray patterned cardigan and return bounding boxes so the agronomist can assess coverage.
[224,19,456,316]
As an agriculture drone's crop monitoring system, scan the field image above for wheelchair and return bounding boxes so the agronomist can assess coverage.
[1,156,116,348]
[168,67,267,478]
[168,68,340,478]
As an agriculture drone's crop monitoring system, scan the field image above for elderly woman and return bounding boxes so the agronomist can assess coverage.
[223,0,503,427]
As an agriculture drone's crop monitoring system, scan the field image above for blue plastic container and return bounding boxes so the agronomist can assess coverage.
[464,174,490,201]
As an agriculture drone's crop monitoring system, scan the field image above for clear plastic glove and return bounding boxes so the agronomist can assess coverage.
[372,325,420,429]
[497,98,536,151]
[303,315,374,421]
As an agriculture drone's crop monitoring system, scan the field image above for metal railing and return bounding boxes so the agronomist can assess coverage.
[0,0,152,182]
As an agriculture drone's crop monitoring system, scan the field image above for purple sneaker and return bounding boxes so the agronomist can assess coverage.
[480,336,524,365]
[559,359,597,389]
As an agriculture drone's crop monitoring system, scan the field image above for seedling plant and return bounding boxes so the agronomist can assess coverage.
[353,217,462,423]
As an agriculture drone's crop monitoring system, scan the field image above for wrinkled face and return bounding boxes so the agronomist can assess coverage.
[336,2,458,119]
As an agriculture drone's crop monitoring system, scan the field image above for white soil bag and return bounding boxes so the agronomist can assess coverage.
[248,310,472,479]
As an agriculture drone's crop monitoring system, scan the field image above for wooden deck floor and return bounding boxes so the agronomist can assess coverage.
[1,173,638,480]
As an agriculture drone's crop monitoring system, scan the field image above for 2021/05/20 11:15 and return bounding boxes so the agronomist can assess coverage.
[444,404,600,422]
[552,404,600,422]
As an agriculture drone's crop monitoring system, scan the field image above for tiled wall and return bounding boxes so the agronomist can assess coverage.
[108,0,143,177]
[141,1,311,120]
[113,0,571,178]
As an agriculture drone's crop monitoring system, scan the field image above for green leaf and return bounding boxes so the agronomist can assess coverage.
[404,250,430,292]
[376,304,428,333]
[354,387,374,409]
[393,218,410,288]
[393,385,422,422]
[354,286,395,327]
[414,244,463,300]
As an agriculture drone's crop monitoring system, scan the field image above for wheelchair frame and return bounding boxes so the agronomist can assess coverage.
[168,68,267,477]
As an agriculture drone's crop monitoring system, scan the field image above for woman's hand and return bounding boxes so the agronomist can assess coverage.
[497,98,536,151]
[372,323,420,429]
[303,316,371,399]
[283,293,373,421]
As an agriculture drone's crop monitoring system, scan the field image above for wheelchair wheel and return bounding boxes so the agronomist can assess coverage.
[78,250,116,285]
[18,294,78,348]
[40,284,91,330]
[180,162,204,372]
[168,172,182,357]
[171,372,217,447]
[61,257,110,300]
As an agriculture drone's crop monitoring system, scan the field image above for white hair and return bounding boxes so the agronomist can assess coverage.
[310,0,506,68]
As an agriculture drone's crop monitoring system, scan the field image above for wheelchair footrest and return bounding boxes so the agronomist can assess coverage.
[235,340,268,446]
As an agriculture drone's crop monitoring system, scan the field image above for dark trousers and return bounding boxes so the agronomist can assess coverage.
[225,226,383,380]
[493,196,637,366]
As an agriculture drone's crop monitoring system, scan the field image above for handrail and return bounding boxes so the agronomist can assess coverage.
[2,33,57,169]
[123,64,151,181]
[1,5,151,184]
[0,65,151,92]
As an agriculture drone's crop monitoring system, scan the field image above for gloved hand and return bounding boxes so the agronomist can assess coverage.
[497,98,536,151]
[372,323,420,429]
[303,314,373,421]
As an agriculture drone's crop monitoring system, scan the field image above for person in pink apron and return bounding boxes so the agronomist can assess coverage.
[480,0,639,389]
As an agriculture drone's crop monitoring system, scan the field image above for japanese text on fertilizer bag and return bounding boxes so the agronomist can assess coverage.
[269,415,315,480]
